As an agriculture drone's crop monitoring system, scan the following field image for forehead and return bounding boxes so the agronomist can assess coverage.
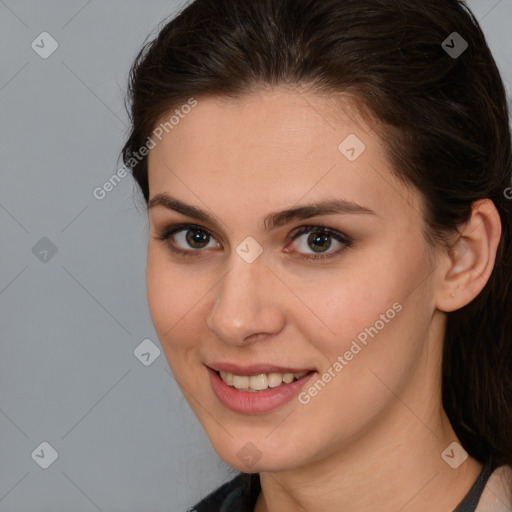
[146,87,422,226]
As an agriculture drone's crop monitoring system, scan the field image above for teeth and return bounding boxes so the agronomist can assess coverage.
[218,370,309,391]
[268,373,284,388]
[249,374,268,390]
[282,373,294,383]
[232,375,249,390]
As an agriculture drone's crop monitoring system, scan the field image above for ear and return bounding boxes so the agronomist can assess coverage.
[436,199,502,313]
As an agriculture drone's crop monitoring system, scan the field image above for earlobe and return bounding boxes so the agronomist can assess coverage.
[436,199,502,313]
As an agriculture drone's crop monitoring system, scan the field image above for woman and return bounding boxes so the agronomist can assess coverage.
[120,0,512,510]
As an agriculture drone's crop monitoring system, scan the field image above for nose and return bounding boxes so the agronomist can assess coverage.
[206,254,286,346]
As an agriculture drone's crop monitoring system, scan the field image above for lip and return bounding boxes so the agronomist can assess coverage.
[207,366,317,414]
[207,362,316,376]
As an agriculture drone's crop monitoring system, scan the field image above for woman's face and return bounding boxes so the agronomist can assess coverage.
[146,87,446,473]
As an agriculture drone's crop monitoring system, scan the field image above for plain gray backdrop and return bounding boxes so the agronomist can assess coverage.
[0,0,511,511]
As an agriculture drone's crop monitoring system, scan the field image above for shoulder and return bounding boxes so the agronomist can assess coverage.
[188,473,246,512]
[476,464,512,512]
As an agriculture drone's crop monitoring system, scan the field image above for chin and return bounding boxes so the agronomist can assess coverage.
[211,439,308,474]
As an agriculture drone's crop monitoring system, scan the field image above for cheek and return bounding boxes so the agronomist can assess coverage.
[145,248,203,350]
[302,242,429,364]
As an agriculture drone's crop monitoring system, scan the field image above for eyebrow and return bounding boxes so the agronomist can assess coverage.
[148,193,378,231]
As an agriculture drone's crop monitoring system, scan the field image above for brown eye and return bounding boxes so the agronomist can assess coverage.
[157,223,220,255]
[289,225,353,260]
[184,228,210,249]
[306,231,332,252]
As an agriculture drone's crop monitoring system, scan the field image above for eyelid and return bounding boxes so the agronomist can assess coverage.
[156,222,353,260]
[156,223,221,255]
[287,224,353,260]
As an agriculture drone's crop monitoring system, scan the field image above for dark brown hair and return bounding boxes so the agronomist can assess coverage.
[121,0,512,507]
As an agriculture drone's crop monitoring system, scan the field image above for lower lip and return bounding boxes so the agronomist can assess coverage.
[207,367,317,414]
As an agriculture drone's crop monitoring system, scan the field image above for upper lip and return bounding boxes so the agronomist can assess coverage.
[207,362,316,376]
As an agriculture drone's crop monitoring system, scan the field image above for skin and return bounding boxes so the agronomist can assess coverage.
[145,86,502,512]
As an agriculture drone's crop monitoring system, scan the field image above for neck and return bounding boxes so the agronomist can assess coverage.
[254,405,483,512]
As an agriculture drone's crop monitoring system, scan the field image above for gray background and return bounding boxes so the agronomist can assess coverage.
[0,1,511,511]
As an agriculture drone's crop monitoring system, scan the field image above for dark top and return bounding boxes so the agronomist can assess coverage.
[190,458,500,512]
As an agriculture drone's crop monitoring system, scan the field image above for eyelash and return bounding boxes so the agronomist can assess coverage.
[155,222,353,261]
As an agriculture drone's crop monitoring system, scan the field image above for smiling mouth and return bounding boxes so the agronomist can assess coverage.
[214,370,314,392]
